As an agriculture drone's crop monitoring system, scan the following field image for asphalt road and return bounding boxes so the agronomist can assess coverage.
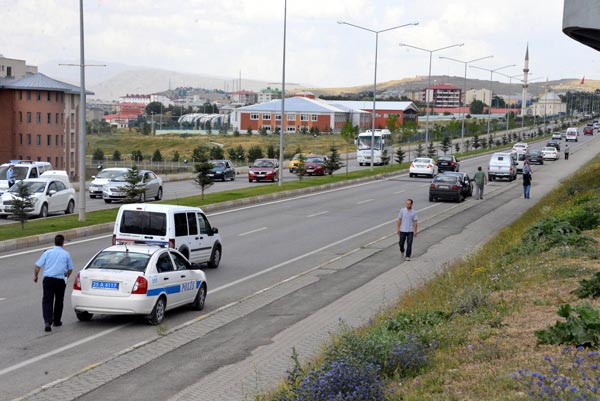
[0,128,596,401]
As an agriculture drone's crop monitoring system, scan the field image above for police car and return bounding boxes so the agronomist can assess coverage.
[71,244,207,325]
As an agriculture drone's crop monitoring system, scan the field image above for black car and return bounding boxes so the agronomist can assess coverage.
[208,160,236,181]
[441,171,473,197]
[546,140,561,152]
[526,150,544,165]
[436,155,460,172]
[429,175,464,203]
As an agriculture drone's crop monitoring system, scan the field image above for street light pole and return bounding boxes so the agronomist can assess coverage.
[278,0,287,187]
[439,55,493,146]
[399,42,464,146]
[470,64,516,136]
[495,72,524,136]
[338,20,418,170]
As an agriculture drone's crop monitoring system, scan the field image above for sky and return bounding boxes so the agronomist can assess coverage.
[1,0,598,89]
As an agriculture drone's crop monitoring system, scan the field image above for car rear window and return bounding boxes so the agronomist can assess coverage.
[518,154,526,161]
[120,211,167,236]
[434,176,457,183]
[88,251,150,272]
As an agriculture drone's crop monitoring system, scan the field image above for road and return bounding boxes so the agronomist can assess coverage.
[0,129,596,401]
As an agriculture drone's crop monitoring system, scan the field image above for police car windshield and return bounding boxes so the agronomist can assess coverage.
[0,166,28,180]
[8,181,46,193]
[88,251,150,272]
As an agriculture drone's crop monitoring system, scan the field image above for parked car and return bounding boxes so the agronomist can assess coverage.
[594,122,600,130]
[512,142,529,153]
[71,244,207,325]
[0,160,52,196]
[441,171,473,197]
[409,158,438,178]
[288,153,308,173]
[113,203,222,267]
[429,174,465,203]
[515,152,528,173]
[488,152,518,181]
[89,168,130,199]
[248,158,279,182]
[541,146,560,160]
[436,155,460,172]
[102,169,163,203]
[525,150,544,165]
[0,170,76,218]
[208,160,236,181]
[304,155,328,176]
[583,126,594,136]
[551,132,562,140]
[546,140,561,151]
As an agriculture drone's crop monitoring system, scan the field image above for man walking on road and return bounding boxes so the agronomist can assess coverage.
[522,160,532,199]
[564,144,570,160]
[397,199,418,261]
[473,166,487,200]
[34,234,73,332]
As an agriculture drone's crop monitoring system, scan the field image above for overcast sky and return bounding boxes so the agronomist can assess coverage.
[1,0,598,88]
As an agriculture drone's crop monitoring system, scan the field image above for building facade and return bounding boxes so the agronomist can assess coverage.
[424,84,462,108]
[465,88,492,105]
[529,92,567,117]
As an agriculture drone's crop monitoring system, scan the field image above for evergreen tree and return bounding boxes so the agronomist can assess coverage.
[481,137,488,149]
[122,166,144,203]
[472,135,481,149]
[324,146,343,175]
[339,119,355,176]
[209,146,224,160]
[92,148,104,162]
[131,150,144,162]
[247,145,264,163]
[235,145,245,163]
[152,149,163,162]
[295,153,306,180]
[440,136,451,154]
[112,150,121,161]
[381,148,391,165]
[416,143,425,157]
[426,142,436,158]
[172,151,180,162]
[9,181,34,229]
[464,139,471,152]
[194,158,214,200]
[454,142,460,153]
[395,147,406,164]
[267,144,276,159]
[192,145,209,162]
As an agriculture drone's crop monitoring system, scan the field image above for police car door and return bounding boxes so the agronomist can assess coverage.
[154,251,185,307]
[169,250,199,305]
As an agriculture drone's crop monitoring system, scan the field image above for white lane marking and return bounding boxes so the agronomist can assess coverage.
[392,190,406,194]
[307,211,328,218]
[0,298,6,302]
[357,199,374,205]
[0,325,126,378]
[238,227,267,237]
[0,234,112,260]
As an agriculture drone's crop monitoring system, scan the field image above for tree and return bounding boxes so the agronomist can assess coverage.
[194,159,214,200]
[112,150,121,161]
[145,102,163,115]
[426,141,436,158]
[209,146,224,160]
[247,145,263,163]
[267,144,276,159]
[472,135,481,149]
[205,120,212,134]
[324,146,343,175]
[172,151,180,162]
[142,123,151,135]
[92,148,104,162]
[416,143,425,157]
[401,121,418,161]
[294,153,306,180]
[339,119,355,176]
[454,142,460,153]
[9,182,34,229]
[385,115,401,137]
[481,137,488,149]
[152,149,163,162]
[381,148,391,165]
[131,150,144,162]
[122,166,144,203]
[464,139,471,152]
[395,147,406,164]
[440,136,451,155]
[192,145,209,162]
[470,100,485,114]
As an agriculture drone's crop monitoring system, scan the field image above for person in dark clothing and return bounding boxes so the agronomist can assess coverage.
[522,160,532,199]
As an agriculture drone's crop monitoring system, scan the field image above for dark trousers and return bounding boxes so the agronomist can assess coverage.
[399,231,414,257]
[565,152,569,160]
[42,277,66,325]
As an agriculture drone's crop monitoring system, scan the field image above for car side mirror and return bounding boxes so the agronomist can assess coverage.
[190,263,203,270]
[212,227,219,234]
[48,189,56,196]
[91,175,96,179]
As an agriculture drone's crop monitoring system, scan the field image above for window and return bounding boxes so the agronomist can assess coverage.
[275,114,282,120]
[27,134,31,144]
[47,92,51,101]
[187,212,198,235]
[36,135,41,146]
[37,91,41,101]
[18,91,22,100]
[70,152,74,167]
[36,112,41,124]
[262,125,272,131]
[262,113,271,120]
[56,93,60,102]
[250,113,259,120]
[287,113,296,121]
[70,113,75,129]
[197,214,212,235]
[300,114,309,121]
[156,253,174,273]
[26,112,31,123]
[26,91,31,101]
[311,114,318,121]
[47,157,51,163]
[47,113,51,124]
[71,132,75,146]
[55,157,59,168]
[55,113,59,124]
[19,111,22,122]
[287,126,296,132]
[55,135,59,146]
[174,213,188,236]
[170,251,191,271]
[47,135,51,146]
[18,134,22,145]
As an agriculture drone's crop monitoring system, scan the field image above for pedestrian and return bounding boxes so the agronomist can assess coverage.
[396,199,418,261]
[473,166,487,200]
[522,160,532,199]
[564,144,569,160]
[34,234,74,332]
[7,163,16,188]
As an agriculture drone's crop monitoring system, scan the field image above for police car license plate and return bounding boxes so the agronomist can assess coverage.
[92,281,119,290]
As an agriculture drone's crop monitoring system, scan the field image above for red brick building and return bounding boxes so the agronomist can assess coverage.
[0,72,89,179]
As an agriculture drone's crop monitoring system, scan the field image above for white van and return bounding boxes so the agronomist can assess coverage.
[113,204,222,268]
[488,152,518,181]
[0,160,52,195]
[565,127,578,142]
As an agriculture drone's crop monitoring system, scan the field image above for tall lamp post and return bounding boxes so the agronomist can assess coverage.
[470,64,516,136]
[338,20,419,169]
[278,0,287,187]
[495,72,524,135]
[439,55,493,145]
[398,42,464,145]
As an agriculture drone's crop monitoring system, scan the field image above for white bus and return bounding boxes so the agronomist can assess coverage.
[356,129,393,166]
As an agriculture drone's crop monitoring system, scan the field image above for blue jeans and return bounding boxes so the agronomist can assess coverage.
[523,184,531,199]
[399,232,414,257]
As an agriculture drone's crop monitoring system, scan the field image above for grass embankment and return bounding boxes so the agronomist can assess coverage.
[259,155,600,401]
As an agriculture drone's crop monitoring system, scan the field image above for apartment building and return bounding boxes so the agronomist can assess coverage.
[423,84,462,108]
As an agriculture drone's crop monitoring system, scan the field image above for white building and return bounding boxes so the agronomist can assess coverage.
[0,55,37,78]
[529,92,566,117]
[465,88,492,105]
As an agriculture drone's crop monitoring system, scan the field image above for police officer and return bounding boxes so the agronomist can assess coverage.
[7,163,16,188]
[34,234,74,332]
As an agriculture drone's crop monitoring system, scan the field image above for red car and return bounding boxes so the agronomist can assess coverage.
[584,126,594,136]
[303,155,328,176]
[248,158,279,182]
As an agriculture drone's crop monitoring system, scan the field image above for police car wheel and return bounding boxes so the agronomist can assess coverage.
[192,284,207,311]
[148,297,166,325]
[76,311,93,321]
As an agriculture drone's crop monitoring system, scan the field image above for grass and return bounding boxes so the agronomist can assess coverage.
[258,153,600,401]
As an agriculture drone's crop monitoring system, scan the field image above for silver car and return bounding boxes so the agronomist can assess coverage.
[102,169,163,203]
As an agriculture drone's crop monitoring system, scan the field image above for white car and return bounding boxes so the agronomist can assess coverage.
[541,146,560,160]
[102,169,163,203]
[551,132,562,140]
[0,170,76,218]
[88,168,129,199]
[409,158,438,178]
[72,244,207,325]
[512,142,529,153]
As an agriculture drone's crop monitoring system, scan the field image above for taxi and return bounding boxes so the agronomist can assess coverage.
[71,244,207,325]
[288,153,308,173]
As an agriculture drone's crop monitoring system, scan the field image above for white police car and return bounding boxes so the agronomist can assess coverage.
[71,244,207,325]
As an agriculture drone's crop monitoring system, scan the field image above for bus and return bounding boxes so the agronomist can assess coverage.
[356,129,393,166]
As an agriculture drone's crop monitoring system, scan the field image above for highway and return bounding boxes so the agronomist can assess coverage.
[0,128,596,400]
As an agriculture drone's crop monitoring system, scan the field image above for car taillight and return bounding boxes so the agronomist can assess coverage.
[427,164,433,168]
[168,238,175,249]
[451,185,459,190]
[112,234,116,245]
[410,163,415,168]
[450,162,455,166]
[430,184,436,189]
[73,272,81,290]
[131,276,148,294]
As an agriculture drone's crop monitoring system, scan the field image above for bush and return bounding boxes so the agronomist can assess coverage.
[92,148,104,161]
[247,145,263,163]
[520,216,592,254]
[572,271,600,299]
[535,303,600,347]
